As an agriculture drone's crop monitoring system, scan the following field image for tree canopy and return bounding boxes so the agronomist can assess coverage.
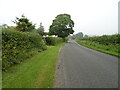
[84,34,88,38]
[37,23,45,36]
[13,15,35,32]
[68,32,89,39]
[49,14,74,38]
[0,24,8,29]
[75,32,83,38]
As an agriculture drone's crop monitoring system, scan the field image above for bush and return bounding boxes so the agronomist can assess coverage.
[79,34,120,45]
[78,34,120,55]
[2,29,47,71]
[45,37,63,45]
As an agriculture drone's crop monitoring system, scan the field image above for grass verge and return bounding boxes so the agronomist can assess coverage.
[2,43,65,88]
[76,40,120,57]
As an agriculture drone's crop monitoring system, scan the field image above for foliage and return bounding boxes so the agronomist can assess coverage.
[77,34,120,57]
[37,23,45,36]
[7,26,16,31]
[49,14,74,38]
[13,15,35,32]
[2,29,47,71]
[68,32,88,40]
[77,40,120,57]
[79,34,120,45]
[75,32,84,38]
[3,43,64,88]
[37,23,44,32]
[45,37,63,45]
[0,24,8,29]
[84,34,88,38]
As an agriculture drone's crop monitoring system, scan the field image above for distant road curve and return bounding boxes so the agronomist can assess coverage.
[54,40,118,88]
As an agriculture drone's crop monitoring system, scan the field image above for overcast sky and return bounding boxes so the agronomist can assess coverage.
[0,0,119,36]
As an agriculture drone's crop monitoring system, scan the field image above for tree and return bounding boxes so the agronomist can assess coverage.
[13,14,35,32]
[84,34,88,38]
[49,14,74,39]
[37,23,45,36]
[0,24,8,29]
[75,32,83,38]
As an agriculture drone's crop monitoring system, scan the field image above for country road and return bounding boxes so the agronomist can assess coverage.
[54,40,118,88]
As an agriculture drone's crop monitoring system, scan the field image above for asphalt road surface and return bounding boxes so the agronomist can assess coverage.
[54,40,118,88]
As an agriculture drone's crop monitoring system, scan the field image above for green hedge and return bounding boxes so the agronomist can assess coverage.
[2,30,47,71]
[79,34,120,45]
[45,37,63,45]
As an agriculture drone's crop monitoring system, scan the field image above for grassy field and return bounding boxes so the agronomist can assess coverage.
[2,43,64,88]
[76,40,120,57]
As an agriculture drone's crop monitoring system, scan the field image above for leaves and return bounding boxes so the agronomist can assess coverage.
[45,37,63,45]
[2,29,47,71]
[79,34,120,45]
[13,15,35,32]
[49,14,74,38]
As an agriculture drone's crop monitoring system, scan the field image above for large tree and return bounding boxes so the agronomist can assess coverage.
[49,14,74,39]
[13,15,35,32]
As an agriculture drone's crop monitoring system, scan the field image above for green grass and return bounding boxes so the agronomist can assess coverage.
[2,43,64,88]
[76,40,120,57]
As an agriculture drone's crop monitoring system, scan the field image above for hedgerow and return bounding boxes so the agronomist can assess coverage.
[2,30,47,71]
[45,37,63,45]
[79,34,120,45]
[77,34,120,55]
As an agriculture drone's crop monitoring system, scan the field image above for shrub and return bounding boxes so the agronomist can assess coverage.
[78,34,120,55]
[79,34,120,45]
[45,37,63,45]
[2,29,47,71]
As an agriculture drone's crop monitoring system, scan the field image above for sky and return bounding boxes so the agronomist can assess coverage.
[0,0,119,36]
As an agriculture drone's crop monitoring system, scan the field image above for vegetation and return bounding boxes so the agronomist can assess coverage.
[68,32,88,39]
[84,34,88,38]
[45,37,63,45]
[13,15,35,32]
[37,23,46,36]
[2,29,47,71]
[75,32,83,38]
[49,14,74,39]
[79,34,120,45]
[76,34,120,57]
[2,14,69,88]
[2,14,67,71]
[0,24,8,29]
[2,43,64,88]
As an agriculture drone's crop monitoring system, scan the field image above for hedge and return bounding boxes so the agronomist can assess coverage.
[2,30,47,71]
[79,34,120,45]
[45,37,63,45]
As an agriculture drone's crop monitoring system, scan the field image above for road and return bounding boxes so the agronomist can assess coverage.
[54,40,118,88]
